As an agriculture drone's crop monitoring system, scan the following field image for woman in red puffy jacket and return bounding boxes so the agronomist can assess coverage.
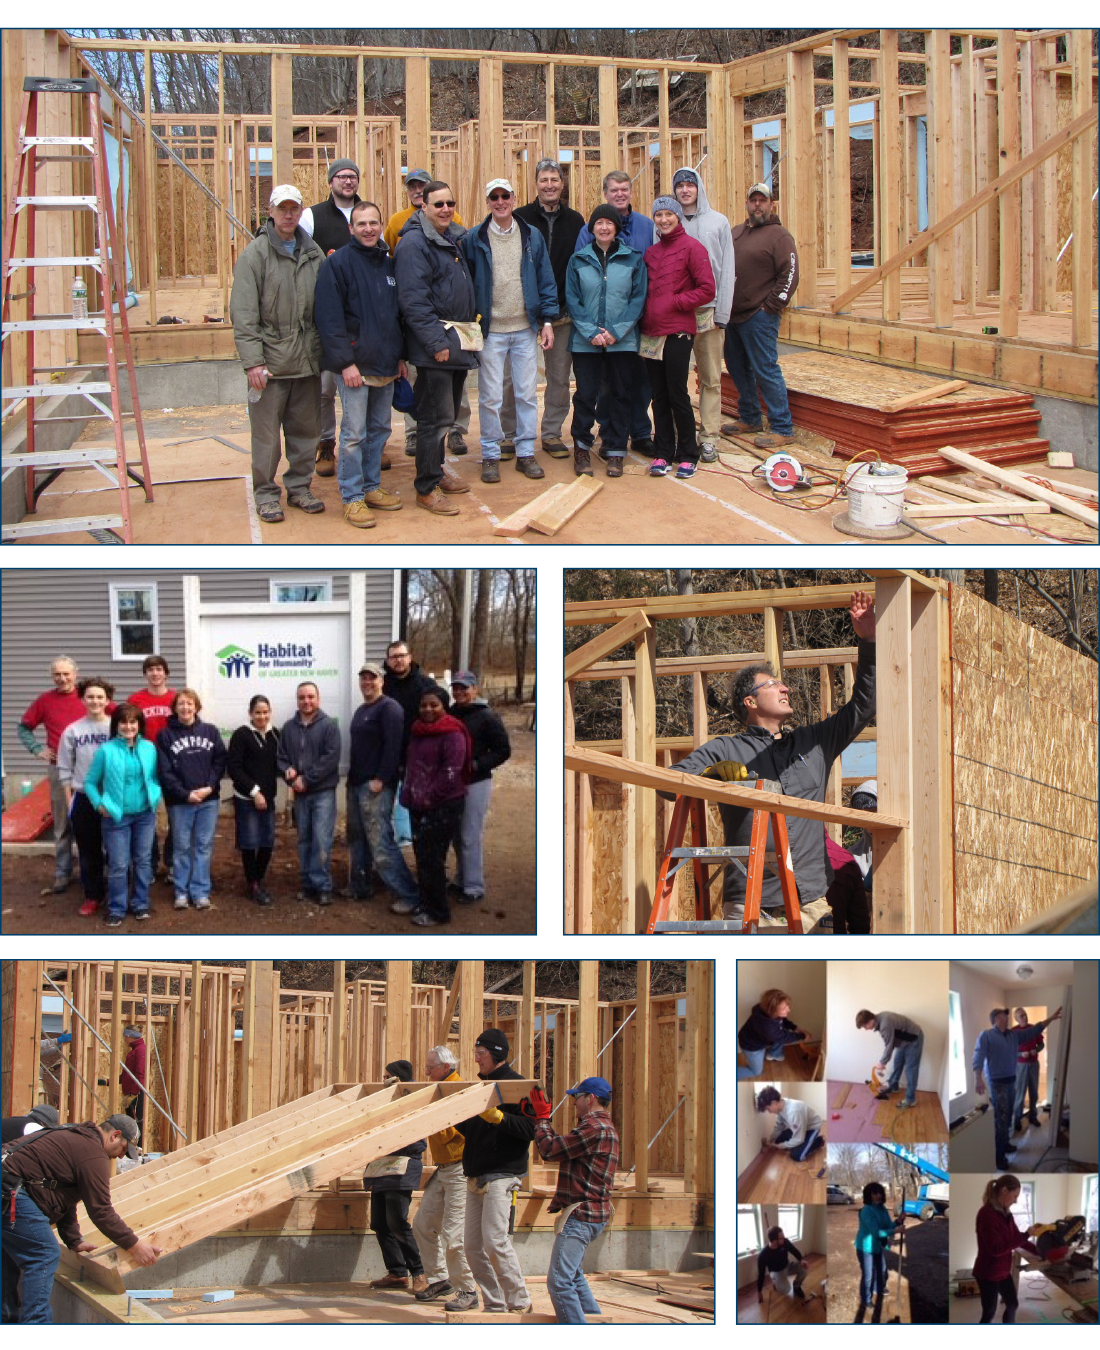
[640,195,715,479]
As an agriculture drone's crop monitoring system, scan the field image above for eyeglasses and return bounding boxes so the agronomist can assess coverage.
[427,199,456,209]
[488,193,511,203]
[332,173,359,181]
[535,158,562,174]
[751,679,786,695]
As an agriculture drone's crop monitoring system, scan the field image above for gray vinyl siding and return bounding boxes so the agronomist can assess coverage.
[363,569,397,661]
[199,572,351,602]
[1,570,185,787]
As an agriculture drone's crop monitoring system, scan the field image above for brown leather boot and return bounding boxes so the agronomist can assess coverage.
[573,446,593,476]
[369,1272,409,1290]
[720,420,764,437]
[315,438,336,476]
[417,490,460,516]
[410,1274,429,1295]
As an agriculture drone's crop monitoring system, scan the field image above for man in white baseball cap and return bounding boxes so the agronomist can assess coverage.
[230,184,327,524]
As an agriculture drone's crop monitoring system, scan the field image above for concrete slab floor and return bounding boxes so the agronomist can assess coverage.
[10,403,1096,547]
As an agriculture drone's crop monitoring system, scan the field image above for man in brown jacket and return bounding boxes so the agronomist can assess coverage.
[411,1045,476,1308]
[722,181,800,451]
[2,1114,161,1323]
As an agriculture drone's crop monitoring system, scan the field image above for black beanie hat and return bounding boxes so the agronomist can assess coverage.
[587,204,622,235]
[475,1028,509,1062]
[385,1059,415,1082]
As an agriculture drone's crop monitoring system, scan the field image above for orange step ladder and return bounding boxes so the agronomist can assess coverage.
[2,75,153,542]
[646,776,803,934]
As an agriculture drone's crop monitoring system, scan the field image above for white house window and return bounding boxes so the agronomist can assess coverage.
[109,582,159,659]
[737,1204,762,1256]
[271,579,332,603]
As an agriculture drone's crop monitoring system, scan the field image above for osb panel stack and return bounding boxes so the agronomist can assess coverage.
[950,584,1098,932]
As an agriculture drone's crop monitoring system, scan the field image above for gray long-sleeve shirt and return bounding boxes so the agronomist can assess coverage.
[873,1011,922,1064]
[772,1098,821,1150]
[665,639,876,911]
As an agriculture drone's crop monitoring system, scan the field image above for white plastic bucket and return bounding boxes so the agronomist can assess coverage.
[843,462,908,528]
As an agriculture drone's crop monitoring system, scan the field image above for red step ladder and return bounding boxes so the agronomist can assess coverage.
[647,777,803,934]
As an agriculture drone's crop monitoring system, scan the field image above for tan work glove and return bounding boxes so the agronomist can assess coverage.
[479,1107,504,1125]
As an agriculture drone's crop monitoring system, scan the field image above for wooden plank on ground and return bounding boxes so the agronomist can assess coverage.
[902,501,1051,518]
[936,446,1099,527]
[492,482,570,536]
[883,379,968,413]
[527,475,603,535]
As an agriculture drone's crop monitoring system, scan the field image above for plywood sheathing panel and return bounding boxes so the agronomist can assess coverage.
[950,583,1098,932]
[591,776,626,936]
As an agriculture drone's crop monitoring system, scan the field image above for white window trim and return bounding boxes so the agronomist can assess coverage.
[777,1204,803,1243]
[737,1204,763,1257]
[108,581,160,661]
[270,577,332,604]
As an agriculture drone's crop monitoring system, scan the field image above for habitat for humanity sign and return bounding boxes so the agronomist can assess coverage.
[215,640,332,680]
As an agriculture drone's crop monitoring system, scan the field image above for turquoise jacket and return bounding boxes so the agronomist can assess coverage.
[84,737,161,822]
[855,1203,898,1255]
[565,242,647,354]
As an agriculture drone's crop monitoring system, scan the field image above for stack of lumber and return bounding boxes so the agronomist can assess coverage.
[592,1268,715,1320]
[493,477,602,536]
[61,1079,533,1293]
[721,352,1049,476]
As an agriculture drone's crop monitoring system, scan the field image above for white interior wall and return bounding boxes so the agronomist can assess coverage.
[947,962,1007,1119]
[827,961,948,1106]
[738,1082,828,1168]
[949,1173,1071,1273]
[736,1205,827,1289]
[737,961,827,1040]
[1069,961,1098,1166]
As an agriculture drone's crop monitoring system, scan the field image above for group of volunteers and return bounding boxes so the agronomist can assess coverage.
[3,1028,619,1325]
[230,154,800,524]
[18,642,510,928]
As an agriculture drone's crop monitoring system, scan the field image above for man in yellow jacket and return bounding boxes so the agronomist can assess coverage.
[411,1046,477,1307]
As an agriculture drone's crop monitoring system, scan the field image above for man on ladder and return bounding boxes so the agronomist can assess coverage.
[660,590,876,931]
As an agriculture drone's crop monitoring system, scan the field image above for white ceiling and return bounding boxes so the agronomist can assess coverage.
[953,960,1075,988]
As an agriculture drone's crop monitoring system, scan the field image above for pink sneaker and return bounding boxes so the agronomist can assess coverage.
[79,898,100,917]
[649,459,669,477]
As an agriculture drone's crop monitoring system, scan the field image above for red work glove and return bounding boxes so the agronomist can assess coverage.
[524,1086,553,1120]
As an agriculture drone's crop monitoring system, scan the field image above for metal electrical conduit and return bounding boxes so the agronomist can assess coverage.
[40,968,189,1143]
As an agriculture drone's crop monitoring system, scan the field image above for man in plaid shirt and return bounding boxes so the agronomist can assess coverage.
[529,1075,621,1324]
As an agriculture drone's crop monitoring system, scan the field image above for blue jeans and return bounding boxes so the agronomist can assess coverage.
[723,307,793,435]
[885,1032,924,1107]
[478,329,539,460]
[2,1189,61,1323]
[393,794,412,845]
[858,1249,886,1305]
[293,788,336,894]
[102,809,155,918]
[335,374,395,501]
[990,1076,1015,1165]
[347,782,419,904]
[547,1214,606,1324]
[737,1043,788,1080]
[169,799,219,901]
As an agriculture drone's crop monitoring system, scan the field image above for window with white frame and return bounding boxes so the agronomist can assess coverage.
[778,1205,803,1242]
[737,1205,762,1256]
[109,582,159,659]
[271,578,331,603]
[1010,1182,1034,1230]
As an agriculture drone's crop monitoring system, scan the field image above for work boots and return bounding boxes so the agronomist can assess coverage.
[315,438,336,476]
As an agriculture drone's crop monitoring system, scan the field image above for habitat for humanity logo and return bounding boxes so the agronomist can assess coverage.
[216,643,256,677]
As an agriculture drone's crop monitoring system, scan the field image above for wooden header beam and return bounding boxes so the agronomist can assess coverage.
[563,609,652,681]
[564,745,905,829]
[575,645,860,682]
[565,582,873,625]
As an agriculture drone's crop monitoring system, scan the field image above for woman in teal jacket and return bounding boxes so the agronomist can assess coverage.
[84,703,162,928]
[565,205,647,479]
[854,1181,902,1315]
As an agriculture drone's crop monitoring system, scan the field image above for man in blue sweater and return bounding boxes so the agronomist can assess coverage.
[973,1004,1062,1169]
[345,663,420,913]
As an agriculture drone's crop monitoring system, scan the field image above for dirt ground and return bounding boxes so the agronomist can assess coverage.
[0,710,535,936]
[15,388,1095,548]
[826,1205,949,1324]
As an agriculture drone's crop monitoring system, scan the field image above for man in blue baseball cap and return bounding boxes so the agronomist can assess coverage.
[526,1075,621,1323]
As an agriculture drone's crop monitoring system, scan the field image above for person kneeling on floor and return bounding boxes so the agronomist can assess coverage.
[757,1225,808,1303]
[756,1086,824,1161]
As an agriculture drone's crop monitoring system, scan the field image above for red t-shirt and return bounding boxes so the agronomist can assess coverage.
[21,689,85,751]
[128,687,177,743]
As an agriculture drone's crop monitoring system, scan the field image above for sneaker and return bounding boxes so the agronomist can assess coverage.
[440,469,471,495]
[675,461,697,479]
[541,437,570,457]
[417,489,460,516]
[498,438,516,460]
[193,896,211,910]
[363,487,402,511]
[79,899,100,917]
[649,459,670,477]
[315,438,337,477]
[404,435,417,458]
[344,498,377,529]
[516,457,545,480]
[480,460,501,484]
[447,430,468,455]
[443,1290,479,1313]
[753,432,796,449]
[288,488,326,514]
[721,420,764,437]
[410,908,444,926]
[415,1279,454,1303]
[258,501,285,523]
[133,910,150,921]
[457,891,484,906]
[390,897,421,915]
[105,914,124,928]
[896,1100,915,1110]
[630,437,656,454]
[606,458,623,478]
[699,441,718,463]
[174,895,189,910]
